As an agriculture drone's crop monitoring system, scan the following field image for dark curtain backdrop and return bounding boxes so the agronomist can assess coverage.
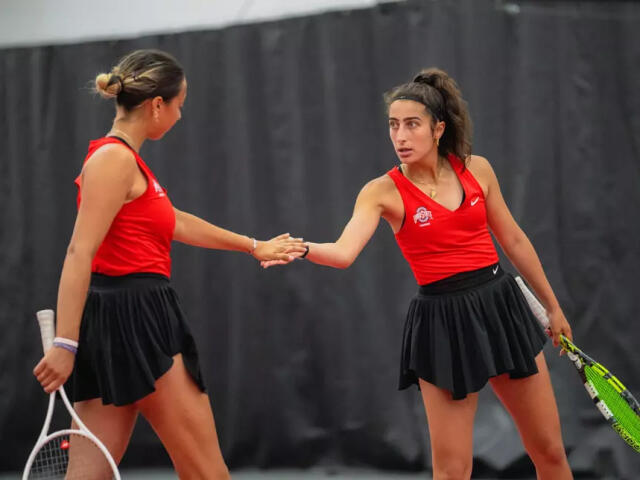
[2,0,639,477]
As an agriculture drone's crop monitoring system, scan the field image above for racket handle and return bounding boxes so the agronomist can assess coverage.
[514,276,550,330]
[36,309,55,354]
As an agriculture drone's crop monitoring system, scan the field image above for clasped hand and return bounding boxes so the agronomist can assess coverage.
[251,233,307,263]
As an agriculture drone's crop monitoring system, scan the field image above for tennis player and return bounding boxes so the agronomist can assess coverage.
[32,49,306,479]
[264,68,574,479]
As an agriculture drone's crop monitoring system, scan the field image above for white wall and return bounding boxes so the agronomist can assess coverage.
[0,0,397,48]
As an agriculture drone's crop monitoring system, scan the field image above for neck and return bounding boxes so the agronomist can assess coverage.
[107,117,146,152]
[404,151,445,184]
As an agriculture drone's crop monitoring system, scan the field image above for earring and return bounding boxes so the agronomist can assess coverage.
[435,137,440,147]
[154,110,159,122]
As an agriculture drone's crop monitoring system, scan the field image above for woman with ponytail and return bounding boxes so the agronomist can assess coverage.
[264,68,573,479]
[32,49,306,479]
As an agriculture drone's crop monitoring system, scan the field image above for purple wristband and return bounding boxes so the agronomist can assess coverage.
[53,341,77,355]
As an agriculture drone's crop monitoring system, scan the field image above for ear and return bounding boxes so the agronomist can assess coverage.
[150,96,164,111]
[434,120,446,140]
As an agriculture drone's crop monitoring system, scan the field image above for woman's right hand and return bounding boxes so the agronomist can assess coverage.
[252,233,307,262]
[33,347,76,394]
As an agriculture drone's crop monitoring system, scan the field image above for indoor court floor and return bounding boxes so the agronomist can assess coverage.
[0,468,539,480]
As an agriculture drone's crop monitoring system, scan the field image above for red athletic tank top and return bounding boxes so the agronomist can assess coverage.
[387,154,499,285]
[74,137,175,277]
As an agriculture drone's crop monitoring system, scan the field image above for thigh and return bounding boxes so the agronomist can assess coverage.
[71,398,138,466]
[135,354,228,479]
[489,352,565,451]
[419,379,478,476]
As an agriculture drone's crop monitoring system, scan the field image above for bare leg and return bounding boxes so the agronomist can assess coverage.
[135,354,230,480]
[68,399,138,477]
[419,379,478,480]
[489,353,573,480]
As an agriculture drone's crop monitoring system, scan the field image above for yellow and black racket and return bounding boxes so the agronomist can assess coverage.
[515,277,640,453]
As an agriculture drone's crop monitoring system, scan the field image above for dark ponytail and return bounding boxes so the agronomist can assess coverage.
[384,68,472,163]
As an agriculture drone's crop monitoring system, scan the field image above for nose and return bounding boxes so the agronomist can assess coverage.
[395,125,408,143]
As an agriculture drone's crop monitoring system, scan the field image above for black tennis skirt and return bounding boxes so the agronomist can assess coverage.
[66,273,206,406]
[399,263,548,400]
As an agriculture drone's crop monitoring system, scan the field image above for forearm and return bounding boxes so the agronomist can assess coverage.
[173,209,253,253]
[502,234,561,312]
[305,241,355,269]
[305,210,379,269]
[266,181,381,269]
[55,250,93,341]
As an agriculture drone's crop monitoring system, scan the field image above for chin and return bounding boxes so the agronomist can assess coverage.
[398,156,418,165]
[149,131,167,141]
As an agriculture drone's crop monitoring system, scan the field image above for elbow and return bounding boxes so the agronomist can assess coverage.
[500,232,527,257]
[316,242,358,269]
[334,254,355,269]
[66,242,97,264]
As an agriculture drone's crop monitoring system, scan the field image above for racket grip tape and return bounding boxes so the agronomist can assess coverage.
[514,276,550,330]
[36,309,55,354]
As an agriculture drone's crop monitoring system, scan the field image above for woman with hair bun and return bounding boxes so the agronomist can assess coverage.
[32,49,306,479]
[264,68,574,479]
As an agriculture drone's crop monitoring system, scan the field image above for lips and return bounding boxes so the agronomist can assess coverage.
[397,148,413,157]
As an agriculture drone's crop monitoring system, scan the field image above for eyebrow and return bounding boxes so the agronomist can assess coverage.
[388,116,422,122]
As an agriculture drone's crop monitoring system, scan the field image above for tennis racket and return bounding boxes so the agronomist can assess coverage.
[514,276,640,453]
[22,309,121,479]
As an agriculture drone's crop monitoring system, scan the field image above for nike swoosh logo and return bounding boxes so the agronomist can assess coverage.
[471,197,479,206]
[493,266,499,274]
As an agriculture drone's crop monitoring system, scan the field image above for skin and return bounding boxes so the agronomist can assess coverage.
[33,76,306,479]
[264,99,574,479]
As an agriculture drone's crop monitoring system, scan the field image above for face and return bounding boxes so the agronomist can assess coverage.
[148,78,187,140]
[388,99,443,164]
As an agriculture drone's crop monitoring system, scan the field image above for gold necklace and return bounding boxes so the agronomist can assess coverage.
[413,179,437,198]
[416,177,438,198]
[404,165,442,199]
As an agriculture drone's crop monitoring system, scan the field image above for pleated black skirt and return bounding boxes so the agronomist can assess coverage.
[399,263,548,400]
[67,273,206,406]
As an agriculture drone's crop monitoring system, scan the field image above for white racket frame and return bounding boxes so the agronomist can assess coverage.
[22,309,121,480]
[515,276,578,359]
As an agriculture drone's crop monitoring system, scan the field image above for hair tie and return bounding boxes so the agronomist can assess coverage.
[110,74,124,94]
[413,73,433,86]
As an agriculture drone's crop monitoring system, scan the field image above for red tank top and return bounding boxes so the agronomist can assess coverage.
[74,137,175,277]
[387,154,499,285]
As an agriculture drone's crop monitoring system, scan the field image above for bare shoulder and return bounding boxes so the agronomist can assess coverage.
[466,154,494,177]
[82,143,137,179]
[467,154,499,190]
[357,172,398,205]
[361,172,396,195]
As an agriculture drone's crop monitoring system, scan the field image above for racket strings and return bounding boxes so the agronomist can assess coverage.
[586,367,640,443]
[29,436,68,478]
[27,433,115,479]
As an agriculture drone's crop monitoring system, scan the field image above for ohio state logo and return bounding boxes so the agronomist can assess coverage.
[152,179,166,197]
[413,206,432,226]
